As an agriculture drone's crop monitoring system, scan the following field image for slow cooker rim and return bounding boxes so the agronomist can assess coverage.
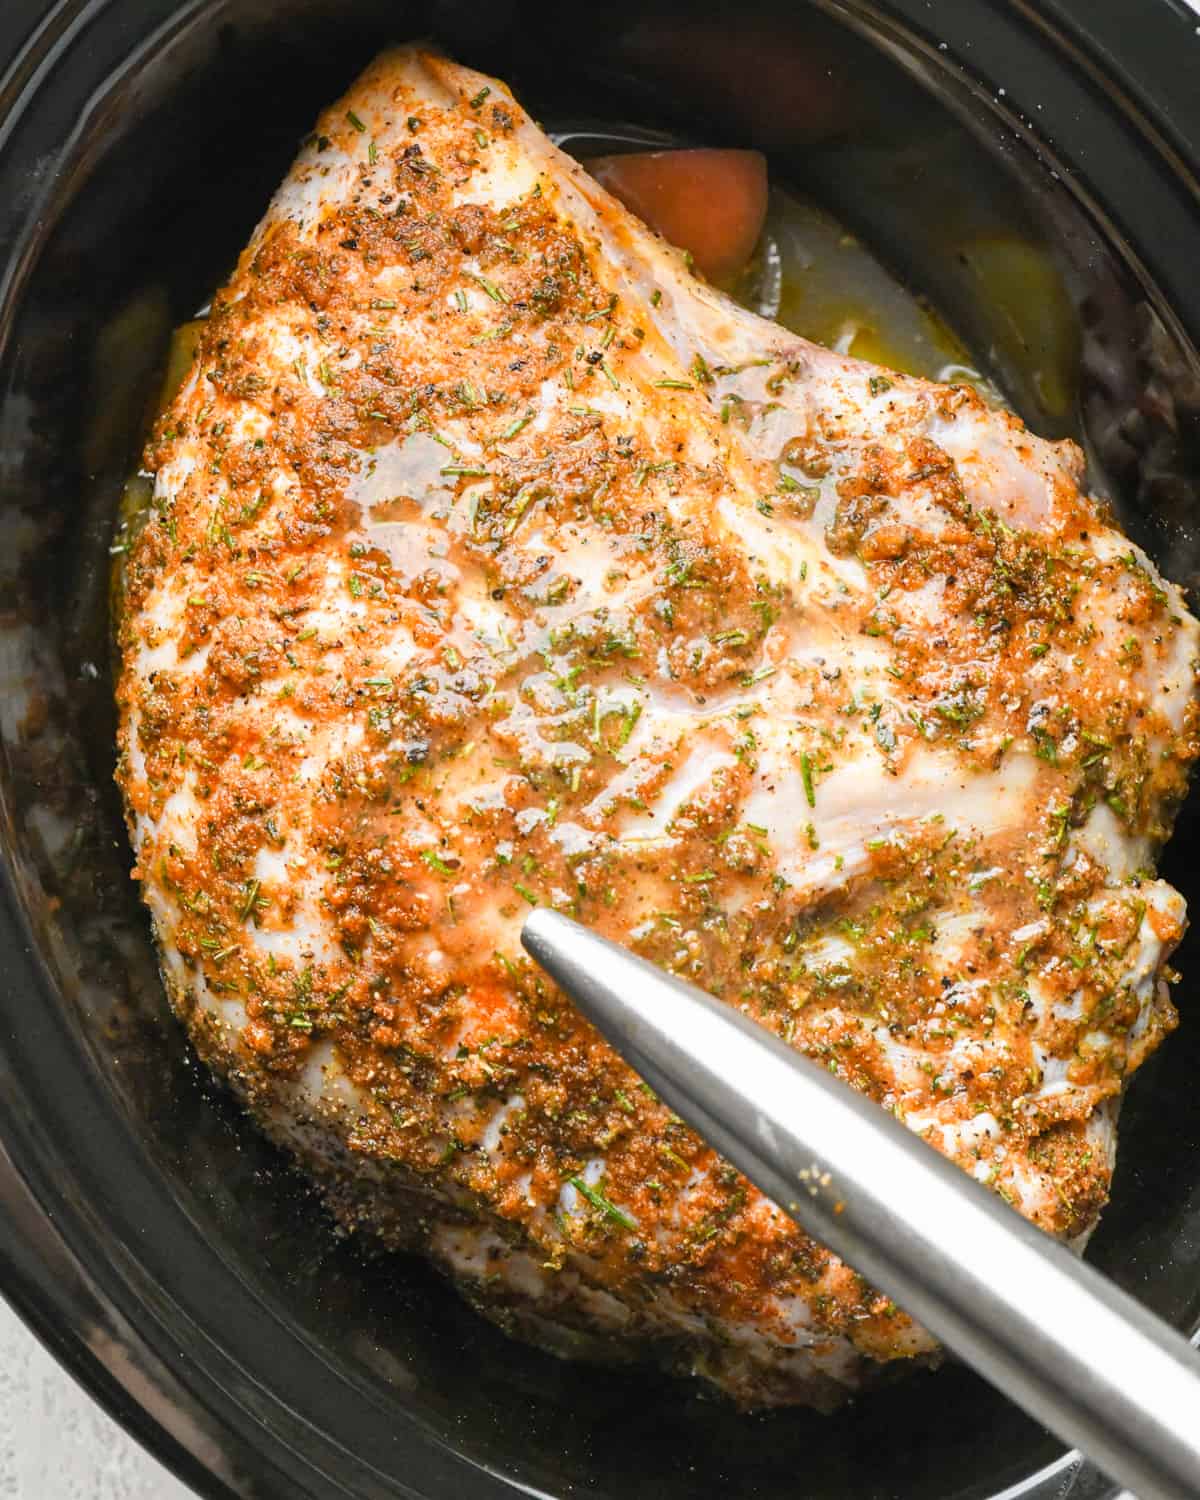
[869,0,1200,364]
[0,2,1198,1498]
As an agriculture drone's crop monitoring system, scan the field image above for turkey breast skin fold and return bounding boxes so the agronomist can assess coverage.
[115,46,1200,1410]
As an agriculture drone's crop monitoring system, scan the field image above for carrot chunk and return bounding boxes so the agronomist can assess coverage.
[585,149,768,283]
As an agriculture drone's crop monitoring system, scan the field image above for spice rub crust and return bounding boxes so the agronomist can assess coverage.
[115,47,1199,1407]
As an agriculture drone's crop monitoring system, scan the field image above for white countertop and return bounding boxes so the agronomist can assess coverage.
[0,1296,194,1498]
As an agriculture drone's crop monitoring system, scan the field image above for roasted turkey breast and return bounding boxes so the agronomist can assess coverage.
[115,47,1200,1408]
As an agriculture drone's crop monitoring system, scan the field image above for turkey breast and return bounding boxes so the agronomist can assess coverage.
[115,46,1199,1408]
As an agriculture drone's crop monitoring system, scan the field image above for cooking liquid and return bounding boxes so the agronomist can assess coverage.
[733,185,1002,401]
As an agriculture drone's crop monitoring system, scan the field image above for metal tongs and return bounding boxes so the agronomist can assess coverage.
[522,910,1200,1500]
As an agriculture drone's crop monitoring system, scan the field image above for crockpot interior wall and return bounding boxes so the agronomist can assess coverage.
[0,1,1198,1497]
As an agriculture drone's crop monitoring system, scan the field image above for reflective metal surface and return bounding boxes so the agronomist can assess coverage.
[524,910,1200,1500]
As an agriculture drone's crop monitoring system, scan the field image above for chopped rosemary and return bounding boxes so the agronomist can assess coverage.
[470,321,513,345]
[497,413,532,441]
[239,879,262,923]
[469,271,509,303]
[568,1175,636,1232]
[800,751,816,807]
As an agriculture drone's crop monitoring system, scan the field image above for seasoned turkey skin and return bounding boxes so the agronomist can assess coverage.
[115,47,1200,1408]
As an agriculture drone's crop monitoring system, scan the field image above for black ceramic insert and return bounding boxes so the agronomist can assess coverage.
[0,3,1197,1497]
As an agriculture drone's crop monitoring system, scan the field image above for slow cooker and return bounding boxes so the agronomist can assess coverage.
[1,2,1199,1496]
